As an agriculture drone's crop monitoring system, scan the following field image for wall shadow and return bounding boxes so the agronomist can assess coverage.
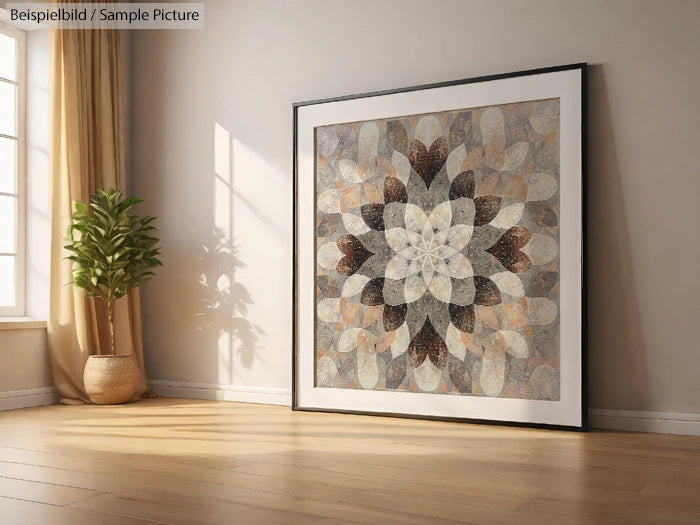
[586,64,650,411]
[191,227,264,378]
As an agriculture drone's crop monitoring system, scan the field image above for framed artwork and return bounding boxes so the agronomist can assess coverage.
[293,63,587,430]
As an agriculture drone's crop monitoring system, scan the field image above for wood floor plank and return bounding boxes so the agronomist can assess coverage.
[71,493,362,525]
[0,398,699,524]
[519,495,700,525]
[0,458,357,508]
[230,459,536,510]
[341,488,611,525]
[0,475,101,506]
[0,496,167,524]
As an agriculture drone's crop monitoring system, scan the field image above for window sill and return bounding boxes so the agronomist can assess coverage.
[0,318,47,331]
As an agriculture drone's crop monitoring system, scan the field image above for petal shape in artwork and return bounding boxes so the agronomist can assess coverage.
[528,202,558,227]
[428,201,453,240]
[500,142,529,172]
[449,277,475,306]
[486,226,532,274]
[522,233,558,265]
[360,277,385,306]
[318,189,342,214]
[447,224,474,252]
[525,271,558,297]
[501,330,529,358]
[490,271,525,297]
[480,107,506,145]
[477,304,500,331]
[449,303,475,333]
[525,173,557,201]
[404,204,429,237]
[317,214,341,237]
[490,203,525,230]
[340,185,363,212]
[358,122,380,159]
[421,264,435,287]
[445,323,467,360]
[408,318,448,371]
[406,252,424,277]
[449,358,472,393]
[337,327,362,353]
[342,274,370,297]
[339,158,362,183]
[525,297,558,325]
[412,356,443,392]
[445,144,467,181]
[414,116,444,146]
[445,252,473,279]
[474,196,502,226]
[529,99,560,136]
[342,212,371,236]
[409,138,448,189]
[391,151,411,185]
[450,197,476,227]
[399,246,421,263]
[449,112,472,151]
[357,354,379,389]
[480,347,506,397]
[404,273,428,303]
[449,170,475,200]
[317,298,342,323]
[385,227,411,254]
[390,322,410,358]
[473,276,502,306]
[317,242,343,270]
[384,177,408,204]
[429,270,452,303]
[361,203,385,231]
[481,108,507,170]
[475,172,500,198]
[434,245,458,260]
[336,234,374,276]
[530,364,560,400]
[316,127,340,158]
[382,278,406,306]
[385,253,411,280]
[317,275,340,298]
[316,356,338,387]
[387,120,408,155]
[386,354,408,388]
[383,303,407,332]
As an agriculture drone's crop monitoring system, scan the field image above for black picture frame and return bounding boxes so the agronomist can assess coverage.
[293,63,587,431]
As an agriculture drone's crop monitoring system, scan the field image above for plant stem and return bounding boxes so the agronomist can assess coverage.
[108,298,116,356]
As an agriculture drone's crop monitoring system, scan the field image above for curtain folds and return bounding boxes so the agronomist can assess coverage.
[47,21,150,403]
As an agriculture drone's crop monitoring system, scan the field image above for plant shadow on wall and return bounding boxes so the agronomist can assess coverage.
[192,227,264,375]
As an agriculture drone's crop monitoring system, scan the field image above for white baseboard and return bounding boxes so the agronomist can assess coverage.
[589,408,700,436]
[145,383,700,436]
[3,383,697,436]
[0,386,59,412]
[148,380,292,406]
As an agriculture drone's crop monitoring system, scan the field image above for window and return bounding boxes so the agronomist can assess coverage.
[0,25,25,316]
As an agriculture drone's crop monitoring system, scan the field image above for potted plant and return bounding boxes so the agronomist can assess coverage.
[66,188,162,404]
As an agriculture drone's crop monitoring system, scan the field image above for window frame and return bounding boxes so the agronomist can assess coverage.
[0,24,26,317]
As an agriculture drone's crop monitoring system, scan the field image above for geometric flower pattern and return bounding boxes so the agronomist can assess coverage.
[315,99,561,400]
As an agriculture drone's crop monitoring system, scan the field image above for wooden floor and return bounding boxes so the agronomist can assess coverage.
[0,399,699,524]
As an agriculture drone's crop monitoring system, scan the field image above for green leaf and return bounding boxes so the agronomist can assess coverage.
[64,188,162,299]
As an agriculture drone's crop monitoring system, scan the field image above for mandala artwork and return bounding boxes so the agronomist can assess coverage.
[314,99,561,400]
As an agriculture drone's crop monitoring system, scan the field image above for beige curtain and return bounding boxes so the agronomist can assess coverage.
[47,23,150,403]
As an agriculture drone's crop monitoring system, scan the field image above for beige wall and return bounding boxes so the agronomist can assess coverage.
[129,0,700,414]
[0,329,51,391]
